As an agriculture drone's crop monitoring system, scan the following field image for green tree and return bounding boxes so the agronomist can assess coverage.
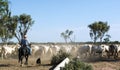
[61,29,73,43]
[0,0,16,43]
[61,59,93,70]
[103,34,111,43]
[0,0,9,16]
[88,21,110,43]
[0,0,34,44]
[15,14,34,43]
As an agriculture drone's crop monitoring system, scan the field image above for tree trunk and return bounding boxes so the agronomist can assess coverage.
[15,34,21,43]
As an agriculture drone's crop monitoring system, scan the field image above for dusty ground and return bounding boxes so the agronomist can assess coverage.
[91,61,120,70]
[0,56,120,70]
[0,57,120,70]
[0,56,52,70]
[84,56,120,70]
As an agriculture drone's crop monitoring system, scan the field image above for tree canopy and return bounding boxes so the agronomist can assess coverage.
[61,29,73,43]
[88,21,110,43]
[0,0,16,43]
[15,14,34,43]
[0,0,34,43]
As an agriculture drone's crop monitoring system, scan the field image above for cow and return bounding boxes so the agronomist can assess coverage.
[91,45,104,57]
[31,44,52,61]
[77,44,92,58]
[1,44,18,59]
[100,44,117,59]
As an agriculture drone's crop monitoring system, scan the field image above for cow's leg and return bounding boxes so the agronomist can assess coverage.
[3,52,7,59]
[89,51,92,57]
[115,50,118,57]
[116,52,118,57]
[85,52,89,58]
[100,52,103,57]
[114,51,118,59]
[99,52,102,58]
[107,52,110,59]
[93,51,96,56]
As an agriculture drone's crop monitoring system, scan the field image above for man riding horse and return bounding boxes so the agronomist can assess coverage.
[18,35,31,66]
[19,35,31,55]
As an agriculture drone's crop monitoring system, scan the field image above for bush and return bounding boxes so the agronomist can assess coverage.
[60,58,93,70]
[51,50,71,65]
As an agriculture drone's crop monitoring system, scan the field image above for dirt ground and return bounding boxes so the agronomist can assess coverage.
[83,56,120,70]
[0,56,52,70]
[0,56,120,70]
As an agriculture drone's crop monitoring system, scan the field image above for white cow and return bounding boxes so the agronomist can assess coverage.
[100,44,117,58]
[70,46,78,57]
[77,44,92,58]
[31,44,52,60]
[1,44,18,58]
[113,44,120,58]
[31,45,40,55]
[91,45,105,57]
[60,45,72,53]
[100,44,109,52]
[116,45,120,53]
[0,46,2,56]
[49,44,60,55]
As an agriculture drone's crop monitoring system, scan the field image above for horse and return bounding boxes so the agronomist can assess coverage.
[18,45,30,66]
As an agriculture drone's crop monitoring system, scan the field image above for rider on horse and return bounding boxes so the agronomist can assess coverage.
[19,35,31,55]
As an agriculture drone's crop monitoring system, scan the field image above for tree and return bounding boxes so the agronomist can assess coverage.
[0,0,34,44]
[0,0,16,43]
[0,0,9,16]
[88,21,110,43]
[103,34,111,43]
[15,14,34,43]
[61,29,73,43]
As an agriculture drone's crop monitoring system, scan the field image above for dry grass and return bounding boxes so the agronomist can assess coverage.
[0,56,52,70]
[1,47,120,70]
[1,56,120,70]
[83,56,120,70]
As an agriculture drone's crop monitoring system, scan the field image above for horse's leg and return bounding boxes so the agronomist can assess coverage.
[18,53,21,63]
[20,56,24,66]
[18,48,21,63]
[25,56,28,65]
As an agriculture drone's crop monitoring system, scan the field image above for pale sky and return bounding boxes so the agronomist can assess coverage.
[9,0,120,42]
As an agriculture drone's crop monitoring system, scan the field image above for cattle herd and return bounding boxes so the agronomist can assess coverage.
[0,43,120,61]
[77,44,120,60]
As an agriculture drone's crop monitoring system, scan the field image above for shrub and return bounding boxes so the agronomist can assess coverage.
[51,50,71,65]
[60,58,93,70]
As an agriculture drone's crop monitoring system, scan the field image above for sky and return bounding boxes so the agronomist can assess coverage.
[9,0,120,42]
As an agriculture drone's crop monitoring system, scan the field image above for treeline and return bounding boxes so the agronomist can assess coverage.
[85,41,120,44]
[2,41,119,45]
